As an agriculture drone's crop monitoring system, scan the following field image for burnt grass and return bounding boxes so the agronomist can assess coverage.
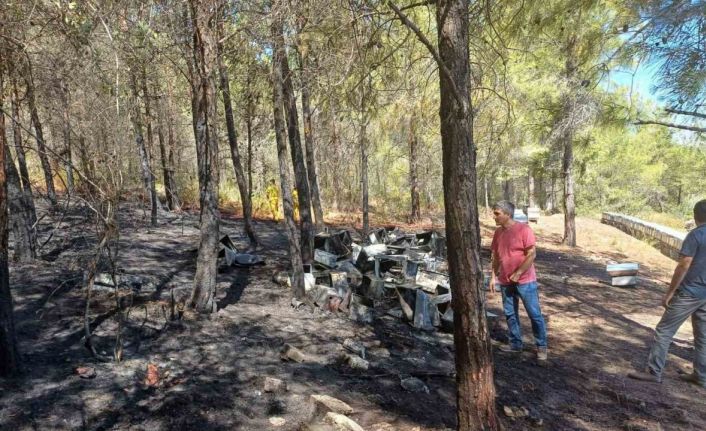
[1,201,705,431]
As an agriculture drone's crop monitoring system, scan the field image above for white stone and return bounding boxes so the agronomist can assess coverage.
[325,412,365,431]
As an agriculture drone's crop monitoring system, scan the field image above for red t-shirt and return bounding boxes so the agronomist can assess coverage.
[491,222,537,284]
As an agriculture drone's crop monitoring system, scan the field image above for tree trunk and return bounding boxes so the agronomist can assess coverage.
[77,135,97,196]
[166,85,181,210]
[549,171,557,213]
[6,144,37,262]
[182,1,199,142]
[562,34,578,247]
[156,98,177,211]
[409,114,421,222]
[677,184,682,206]
[61,84,74,194]
[297,46,325,228]
[502,179,510,201]
[272,4,305,299]
[11,84,31,196]
[129,73,158,227]
[436,1,499,429]
[188,0,221,313]
[11,83,37,226]
[329,101,341,212]
[275,27,315,263]
[141,71,160,222]
[6,152,35,261]
[528,169,535,207]
[0,72,20,377]
[562,136,576,246]
[245,74,254,209]
[217,40,258,247]
[360,79,370,234]
[536,167,546,210]
[484,176,489,212]
[24,67,56,205]
[245,73,256,209]
[246,102,254,207]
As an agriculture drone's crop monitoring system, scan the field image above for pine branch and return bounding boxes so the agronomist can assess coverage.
[386,1,468,116]
[665,108,706,120]
[634,119,706,133]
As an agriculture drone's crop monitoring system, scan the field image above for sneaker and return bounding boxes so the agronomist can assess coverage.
[627,370,662,383]
[498,344,522,353]
[679,373,706,388]
[537,347,548,361]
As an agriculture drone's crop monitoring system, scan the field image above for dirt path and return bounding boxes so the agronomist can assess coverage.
[1,207,704,430]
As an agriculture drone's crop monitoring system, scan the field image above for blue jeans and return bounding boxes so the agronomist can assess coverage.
[500,281,548,349]
[647,289,706,385]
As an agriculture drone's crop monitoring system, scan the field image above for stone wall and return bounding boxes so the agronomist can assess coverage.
[601,213,686,260]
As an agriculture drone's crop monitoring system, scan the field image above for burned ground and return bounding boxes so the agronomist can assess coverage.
[1,205,704,431]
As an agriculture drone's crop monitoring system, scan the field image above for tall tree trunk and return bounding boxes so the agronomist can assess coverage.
[408,114,421,221]
[536,167,546,210]
[217,42,258,247]
[244,73,256,209]
[129,73,158,227]
[188,0,221,313]
[11,84,30,196]
[562,35,577,247]
[166,84,181,210]
[141,70,160,222]
[275,27,314,263]
[562,135,576,246]
[24,67,56,205]
[296,46,325,228]
[246,100,254,207]
[677,184,682,206]
[484,176,489,212]
[502,178,510,201]
[528,169,535,207]
[360,79,370,234]
[549,171,556,212]
[156,99,175,211]
[61,84,73,193]
[182,1,199,142]
[329,101,341,212]
[11,83,37,226]
[6,143,37,262]
[77,135,97,196]
[436,0,498,429]
[0,72,20,377]
[272,4,305,300]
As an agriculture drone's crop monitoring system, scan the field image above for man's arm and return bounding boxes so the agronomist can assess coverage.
[509,246,536,283]
[489,251,500,294]
[663,255,693,307]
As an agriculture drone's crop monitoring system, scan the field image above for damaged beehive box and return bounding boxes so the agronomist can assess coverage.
[289,227,456,330]
[218,235,265,267]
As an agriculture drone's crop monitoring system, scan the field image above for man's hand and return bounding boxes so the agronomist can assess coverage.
[488,273,496,295]
[509,271,521,283]
[661,291,675,308]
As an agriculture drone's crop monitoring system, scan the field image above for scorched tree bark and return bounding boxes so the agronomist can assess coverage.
[188,0,221,313]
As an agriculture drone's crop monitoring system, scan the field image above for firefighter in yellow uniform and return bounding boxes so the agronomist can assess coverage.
[265,179,280,221]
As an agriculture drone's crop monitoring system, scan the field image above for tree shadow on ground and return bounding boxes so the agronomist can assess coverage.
[3,209,705,430]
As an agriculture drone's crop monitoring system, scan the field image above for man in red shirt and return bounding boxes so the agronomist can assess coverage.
[490,200,548,361]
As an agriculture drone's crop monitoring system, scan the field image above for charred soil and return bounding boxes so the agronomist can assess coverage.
[1,205,704,431]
